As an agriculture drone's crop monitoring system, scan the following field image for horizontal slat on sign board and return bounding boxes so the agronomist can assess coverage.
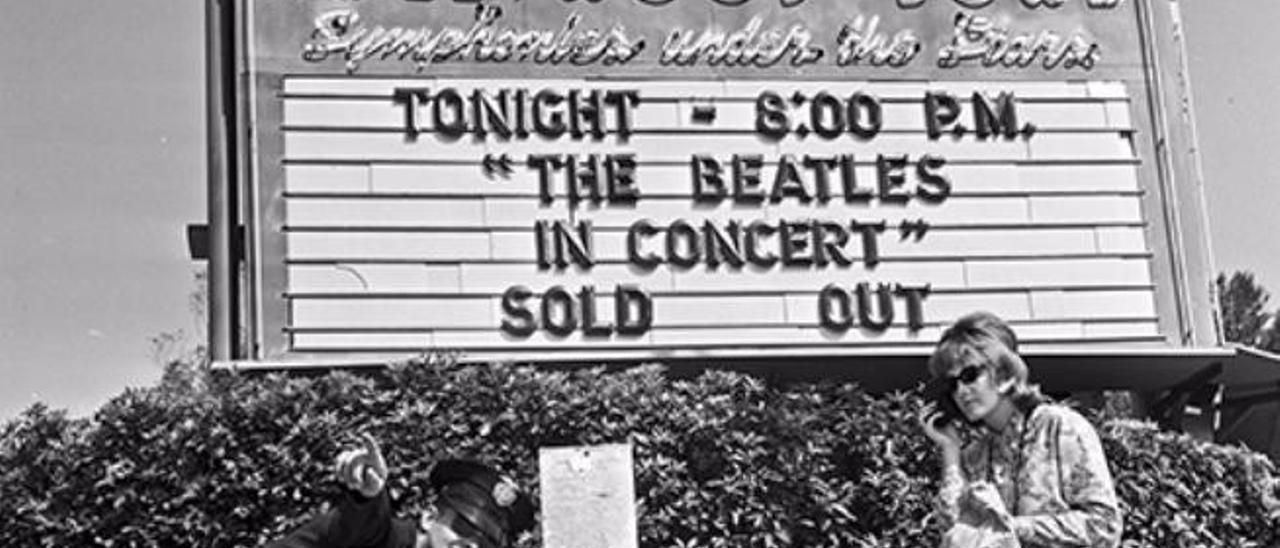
[389,326,942,349]
[287,233,494,261]
[485,199,768,227]
[1029,289,1156,319]
[291,332,437,351]
[283,132,1132,164]
[285,78,652,96]
[285,164,1141,198]
[290,294,795,328]
[417,330,661,349]
[773,133,1030,161]
[489,231,591,262]
[647,326,941,346]
[585,80,731,96]
[459,263,677,292]
[374,164,528,194]
[1006,322,1083,340]
[1028,133,1134,161]
[448,262,969,293]
[282,77,1112,101]
[291,298,494,328]
[878,228,1102,257]
[291,298,497,329]
[1104,102,1133,130]
[878,103,922,131]
[756,197,1032,224]
[283,99,388,127]
[283,100,391,128]
[286,313,1158,336]
[707,100,1124,132]
[281,96,1125,134]
[284,165,370,193]
[286,198,488,226]
[1014,164,1138,192]
[285,252,1150,269]
[786,291,1032,325]
[671,262,966,291]
[281,190,1143,209]
[718,81,1095,100]
[601,202,1008,227]
[289,264,463,293]
[1029,196,1143,223]
[1015,103,1111,130]
[291,294,795,328]
[338,163,612,196]
[637,320,1158,346]
[965,258,1151,288]
[283,228,1149,264]
[1083,320,1160,339]
[282,190,1141,204]
[283,157,1140,169]
[1095,227,1148,253]
[282,195,1062,229]
[283,98,684,132]
[285,132,484,161]
[505,134,782,160]
[284,258,1157,293]
[285,322,1167,353]
[284,78,439,95]
[1022,321,1162,343]
[1086,82,1130,100]
[511,198,1038,227]
[687,101,933,131]
[634,101,685,129]
[501,226,1112,262]
[286,265,1155,296]
[289,331,654,351]
[655,295,791,324]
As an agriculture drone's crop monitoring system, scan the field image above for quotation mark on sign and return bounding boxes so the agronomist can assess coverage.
[899,219,930,241]
[481,153,515,179]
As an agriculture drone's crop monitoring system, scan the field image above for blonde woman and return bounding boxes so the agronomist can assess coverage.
[919,312,1122,547]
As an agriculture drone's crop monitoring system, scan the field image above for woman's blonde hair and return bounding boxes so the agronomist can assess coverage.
[928,312,1048,413]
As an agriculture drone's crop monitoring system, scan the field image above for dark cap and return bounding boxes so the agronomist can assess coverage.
[430,460,536,548]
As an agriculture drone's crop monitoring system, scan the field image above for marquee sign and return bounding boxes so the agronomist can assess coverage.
[234,0,1212,361]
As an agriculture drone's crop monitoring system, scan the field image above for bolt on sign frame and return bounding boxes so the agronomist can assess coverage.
[210,0,1222,390]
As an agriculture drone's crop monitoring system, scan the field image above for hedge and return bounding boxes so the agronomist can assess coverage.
[1,357,1276,547]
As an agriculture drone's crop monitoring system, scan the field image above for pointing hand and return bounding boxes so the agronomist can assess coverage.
[334,433,388,498]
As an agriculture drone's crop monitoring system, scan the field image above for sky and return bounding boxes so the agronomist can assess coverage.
[1182,2,1280,292]
[0,1,1277,421]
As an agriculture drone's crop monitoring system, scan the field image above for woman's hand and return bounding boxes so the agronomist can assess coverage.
[918,401,962,458]
[334,433,387,499]
[964,481,1015,531]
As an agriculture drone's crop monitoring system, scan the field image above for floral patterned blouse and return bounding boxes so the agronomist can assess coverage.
[938,403,1123,547]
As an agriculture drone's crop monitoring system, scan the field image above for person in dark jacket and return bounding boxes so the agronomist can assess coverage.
[265,434,535,548]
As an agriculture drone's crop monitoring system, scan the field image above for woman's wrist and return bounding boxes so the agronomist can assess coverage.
[940,444,961,465]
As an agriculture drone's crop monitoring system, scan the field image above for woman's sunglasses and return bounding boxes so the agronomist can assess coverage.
[947,365,985,389]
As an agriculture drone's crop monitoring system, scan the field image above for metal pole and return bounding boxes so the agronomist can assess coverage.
[206,0,234,361]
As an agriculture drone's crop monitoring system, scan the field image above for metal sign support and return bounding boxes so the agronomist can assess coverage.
[206,0,240,361]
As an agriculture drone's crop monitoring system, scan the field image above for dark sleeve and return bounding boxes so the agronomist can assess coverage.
[264,491,407,548]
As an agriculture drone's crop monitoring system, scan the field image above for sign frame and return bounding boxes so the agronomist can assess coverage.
[214,0,1218,370]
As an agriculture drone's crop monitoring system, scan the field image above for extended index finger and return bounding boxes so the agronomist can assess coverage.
[360,432,383,462]
[917,401,937,419]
